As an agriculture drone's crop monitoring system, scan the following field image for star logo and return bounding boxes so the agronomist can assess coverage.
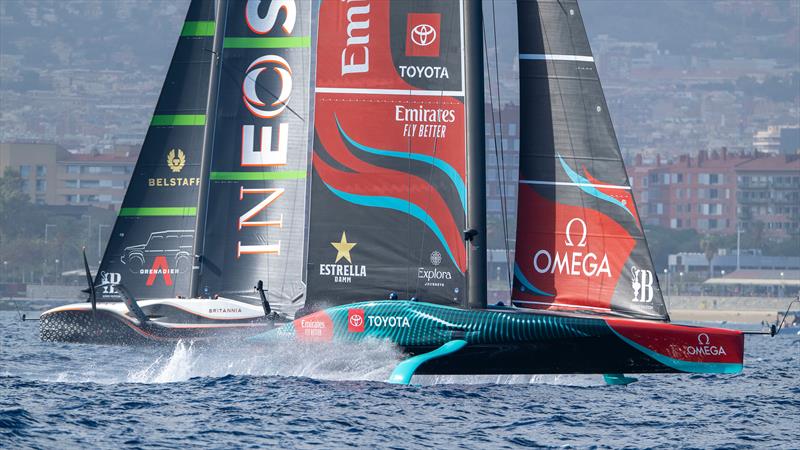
[331,231,357,264]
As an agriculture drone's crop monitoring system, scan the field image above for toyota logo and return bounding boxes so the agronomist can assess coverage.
[411,23,437,46]
[349,314,363,328]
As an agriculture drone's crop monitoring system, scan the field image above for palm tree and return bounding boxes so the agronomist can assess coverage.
[700,237,720,279]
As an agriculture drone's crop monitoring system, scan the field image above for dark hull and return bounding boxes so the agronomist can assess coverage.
[40,303,280,345]
[407,339,675,376]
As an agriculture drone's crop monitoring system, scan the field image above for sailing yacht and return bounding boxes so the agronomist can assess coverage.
[250,0,746,384]
[40,0,312,343]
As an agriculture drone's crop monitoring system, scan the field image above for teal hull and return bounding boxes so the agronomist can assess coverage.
[252,301,744,376]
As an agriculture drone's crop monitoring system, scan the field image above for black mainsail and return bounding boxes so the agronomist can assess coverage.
[95,0,216,301]
[95,0,313,309]
[512,0,667,320]
[192,0,312,311]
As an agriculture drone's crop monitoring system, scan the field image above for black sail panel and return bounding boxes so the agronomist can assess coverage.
[95,0,215,301]
[194,0,312,311]
[512,0,668,320]
[304,0,467,309]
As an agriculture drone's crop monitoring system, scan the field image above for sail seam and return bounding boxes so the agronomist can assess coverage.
[519,53,594,62]
[209,171,306,181]
[151,114,206,126]
[119,207,197,217]
[511,299,611,312]
[315,87,464,97]
[519,180,630,190]
[181,21,215,37]
[223,36,311,49]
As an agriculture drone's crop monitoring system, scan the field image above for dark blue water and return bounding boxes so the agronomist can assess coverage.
[1,311,798,448]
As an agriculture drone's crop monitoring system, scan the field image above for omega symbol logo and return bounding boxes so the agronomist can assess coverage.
[698,333,710,345]
[564,217,588,247]
[410,23,437,46]
[167,149,185,173]
[242,55,293,119]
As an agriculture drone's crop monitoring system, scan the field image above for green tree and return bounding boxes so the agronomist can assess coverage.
[644,225,701,272]
[0,168,34,244]
[700,236,720,278]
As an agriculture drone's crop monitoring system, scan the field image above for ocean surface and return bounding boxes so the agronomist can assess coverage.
[1,310,798,449]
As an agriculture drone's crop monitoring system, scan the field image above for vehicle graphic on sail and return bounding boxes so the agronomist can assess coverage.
[120,230,194,275]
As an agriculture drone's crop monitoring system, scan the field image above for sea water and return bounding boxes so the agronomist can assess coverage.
[1,311,798,448]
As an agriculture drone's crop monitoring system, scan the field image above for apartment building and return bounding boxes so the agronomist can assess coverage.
[629,149,800,239]
[628,149,745,233]
[736,155,800,239]
[0,142,136,211]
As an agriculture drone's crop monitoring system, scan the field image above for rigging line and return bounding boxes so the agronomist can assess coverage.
[566,1,612,304]
[406,6,450,297]
[483,5,510,292]
[217,56,306,124]
[491,0,512,289]
[194,0,229,299]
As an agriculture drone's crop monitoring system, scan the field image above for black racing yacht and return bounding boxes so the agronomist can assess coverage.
[40,0,312,344]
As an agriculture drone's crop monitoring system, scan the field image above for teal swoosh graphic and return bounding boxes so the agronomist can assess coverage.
[557,154,634,219]
[514,263,555,297]
[335,116,467,211]
[323,183,461,271]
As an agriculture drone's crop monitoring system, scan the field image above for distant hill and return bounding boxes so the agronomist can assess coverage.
[581,0,799,64]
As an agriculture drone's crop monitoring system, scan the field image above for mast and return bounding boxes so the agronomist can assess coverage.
[189,0,226,298]
[464,0,487,310]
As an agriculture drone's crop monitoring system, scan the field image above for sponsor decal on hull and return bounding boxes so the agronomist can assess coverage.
[348,308,365,332]
[607,319,743,365]
[295,310,334,342]
[346,307,411,333]
[685,333,727,356]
